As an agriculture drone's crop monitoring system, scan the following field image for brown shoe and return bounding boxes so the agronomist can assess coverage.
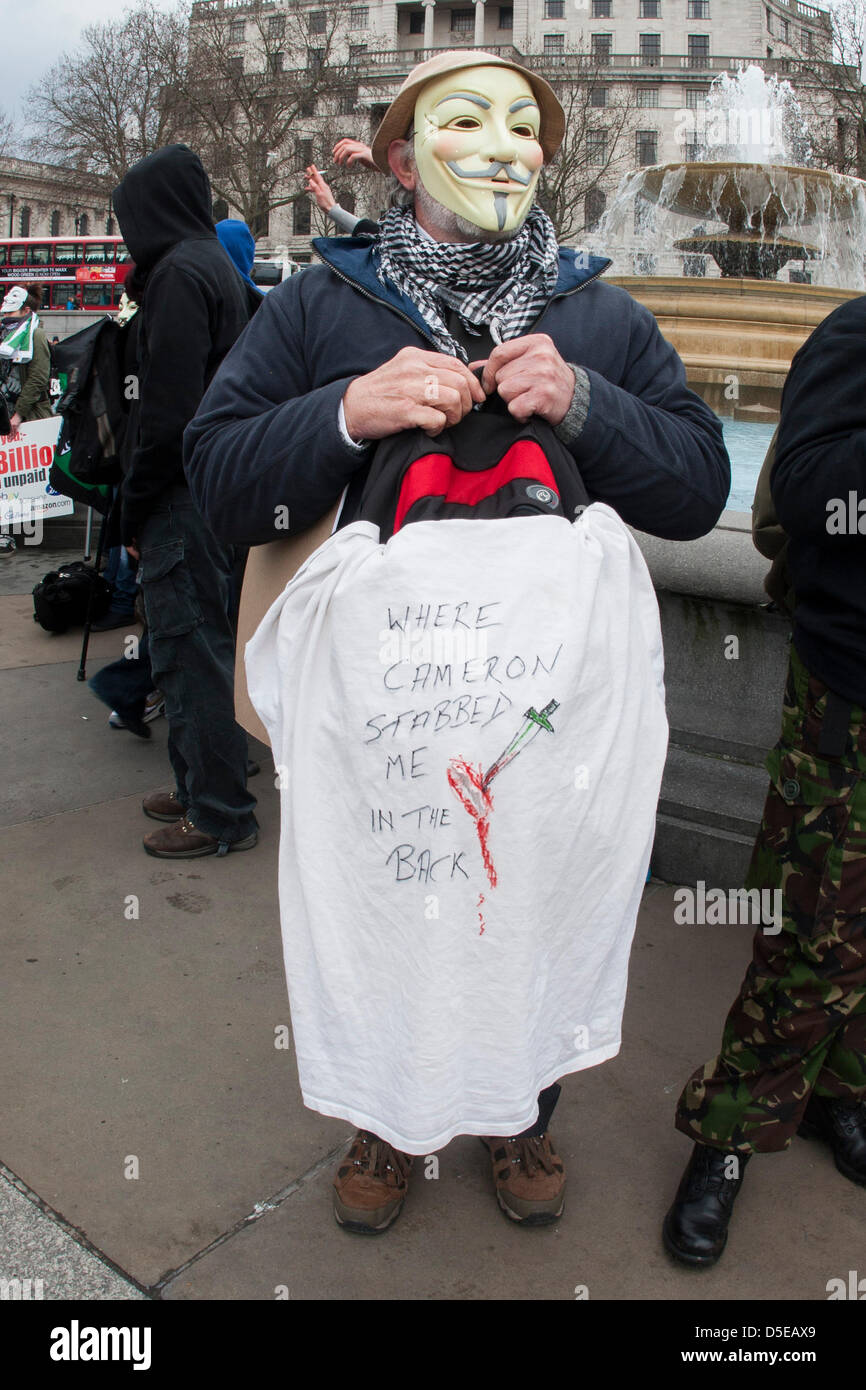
[481,1131,566,1225]
[333,1131,413,1234]
[142,788,187,822]
[143,815,258,859]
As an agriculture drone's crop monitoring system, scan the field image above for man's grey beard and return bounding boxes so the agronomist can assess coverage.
[413,175,523,245]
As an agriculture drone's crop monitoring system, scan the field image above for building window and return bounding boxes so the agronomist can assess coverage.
[687,0,709,15]
[293,199,312,235]
[545,0,565,15]
[49,209,61,236]
[636,86,659,106]
[308,47,325,69]
[499,5,513,27]
[585,187,606,230]
[688,33,709,66]
[268,51,285,73]
[212,198,229,222]
[349,43,367,60]
[297,138,314,166]
[765,7,772,33]
[590,85,608,106]
[340,86,359,115]
[683,140,701,159]
[639,33,661,64]
[591,0,610,13]
[105,215,115,235]
[308,10,326,35]
[801,27,813,51]
[685,85,710,108]
[639,0,659,14]
[543,33,565,53]
[636,129,658,164]
[268,16,285,38]
[780,17,789,41]
[591,33,612,63]
[587,129,607,165]
[78,212,89,235]
[451,9,475,34]
[409,10,425,32]
[349,6,369,27]
[19,207,32,237]
[228,55,244,76]
[229,19,244,42]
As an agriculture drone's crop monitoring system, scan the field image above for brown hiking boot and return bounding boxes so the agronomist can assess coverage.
[481,1132,566,1225]
[143,815,257,859]
[333,1130,413,1234]
[142,788,187,822]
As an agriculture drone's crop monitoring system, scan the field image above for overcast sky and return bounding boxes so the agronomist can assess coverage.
[6,0,177,125]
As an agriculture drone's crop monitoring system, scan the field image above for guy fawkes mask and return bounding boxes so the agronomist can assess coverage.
[412,65,545,234]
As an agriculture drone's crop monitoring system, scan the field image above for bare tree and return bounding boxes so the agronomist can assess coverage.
[26,2,187,184]
[173,1,390,236]
[787,0,866,176]
[527,53,637,244]
[0,106,18,158]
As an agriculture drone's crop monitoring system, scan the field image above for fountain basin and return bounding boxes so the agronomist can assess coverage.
[609,274,859,394]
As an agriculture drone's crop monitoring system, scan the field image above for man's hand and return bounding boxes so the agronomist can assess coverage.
[9,412,21,430]
[342,347,486,442]
[304,164,336,213]
[125,542,140,562]
[471,335,576,426]
[332,138,376,169]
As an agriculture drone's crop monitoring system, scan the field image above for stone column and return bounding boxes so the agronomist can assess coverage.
[473,0,486,47]
[423,0,435,51]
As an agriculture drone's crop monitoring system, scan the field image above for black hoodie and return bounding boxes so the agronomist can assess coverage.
[112,144,255,543]
[773,293,866,706]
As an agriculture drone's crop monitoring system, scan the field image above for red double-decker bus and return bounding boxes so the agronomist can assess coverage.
[0,235,132,310]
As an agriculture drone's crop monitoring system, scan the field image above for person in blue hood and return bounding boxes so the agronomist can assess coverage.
[216,218,264,301]
[112,143,259,861]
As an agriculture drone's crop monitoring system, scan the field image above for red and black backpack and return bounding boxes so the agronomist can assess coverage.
[357,388,590,541]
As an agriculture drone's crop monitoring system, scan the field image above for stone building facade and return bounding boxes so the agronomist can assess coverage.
[191,0,835,257]
[0,157,114,241]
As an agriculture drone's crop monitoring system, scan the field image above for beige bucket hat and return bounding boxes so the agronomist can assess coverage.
[370,49,565,173]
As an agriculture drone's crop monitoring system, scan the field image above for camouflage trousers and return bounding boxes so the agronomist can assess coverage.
[676,643,866,1154]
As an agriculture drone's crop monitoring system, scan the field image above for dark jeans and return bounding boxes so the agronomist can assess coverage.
[103,545,137,614]
[137,485,257,844]
[89,630,153,722]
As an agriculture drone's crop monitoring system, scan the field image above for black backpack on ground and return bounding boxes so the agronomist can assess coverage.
[32,561,112,633]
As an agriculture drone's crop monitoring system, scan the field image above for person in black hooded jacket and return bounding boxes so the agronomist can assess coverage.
[112,143,258,858]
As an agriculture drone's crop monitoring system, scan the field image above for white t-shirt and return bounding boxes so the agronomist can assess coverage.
[246,506,668,1154]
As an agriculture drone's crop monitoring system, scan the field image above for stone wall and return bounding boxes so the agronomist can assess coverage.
[632,509,790,888]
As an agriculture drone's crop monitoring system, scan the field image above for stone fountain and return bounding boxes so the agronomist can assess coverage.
[593,66,866,412]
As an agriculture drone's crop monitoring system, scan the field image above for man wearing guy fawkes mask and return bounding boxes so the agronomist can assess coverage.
[185,51,730,1237]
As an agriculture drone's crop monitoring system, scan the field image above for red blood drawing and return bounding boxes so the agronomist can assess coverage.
[447,758,497,889]
[477,892,486,936]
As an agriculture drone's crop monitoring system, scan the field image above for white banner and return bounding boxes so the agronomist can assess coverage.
[0,416,73,525]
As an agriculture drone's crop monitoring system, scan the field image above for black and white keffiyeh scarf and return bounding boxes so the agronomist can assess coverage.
[376,204,560,360]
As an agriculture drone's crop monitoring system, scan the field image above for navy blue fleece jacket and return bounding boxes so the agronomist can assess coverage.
[183,236,730,546]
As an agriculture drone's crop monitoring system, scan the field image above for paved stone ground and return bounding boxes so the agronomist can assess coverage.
[2,543,864,1302]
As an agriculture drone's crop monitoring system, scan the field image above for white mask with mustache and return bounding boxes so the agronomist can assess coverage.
[412,66,545,235]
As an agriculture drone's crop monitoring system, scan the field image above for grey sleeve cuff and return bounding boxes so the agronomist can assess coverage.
[553,365,591,448]
[328,204,361,235]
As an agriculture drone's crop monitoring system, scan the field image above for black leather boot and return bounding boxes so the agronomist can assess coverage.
[663,1143,750,1266]
[798,1094,866,1185]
